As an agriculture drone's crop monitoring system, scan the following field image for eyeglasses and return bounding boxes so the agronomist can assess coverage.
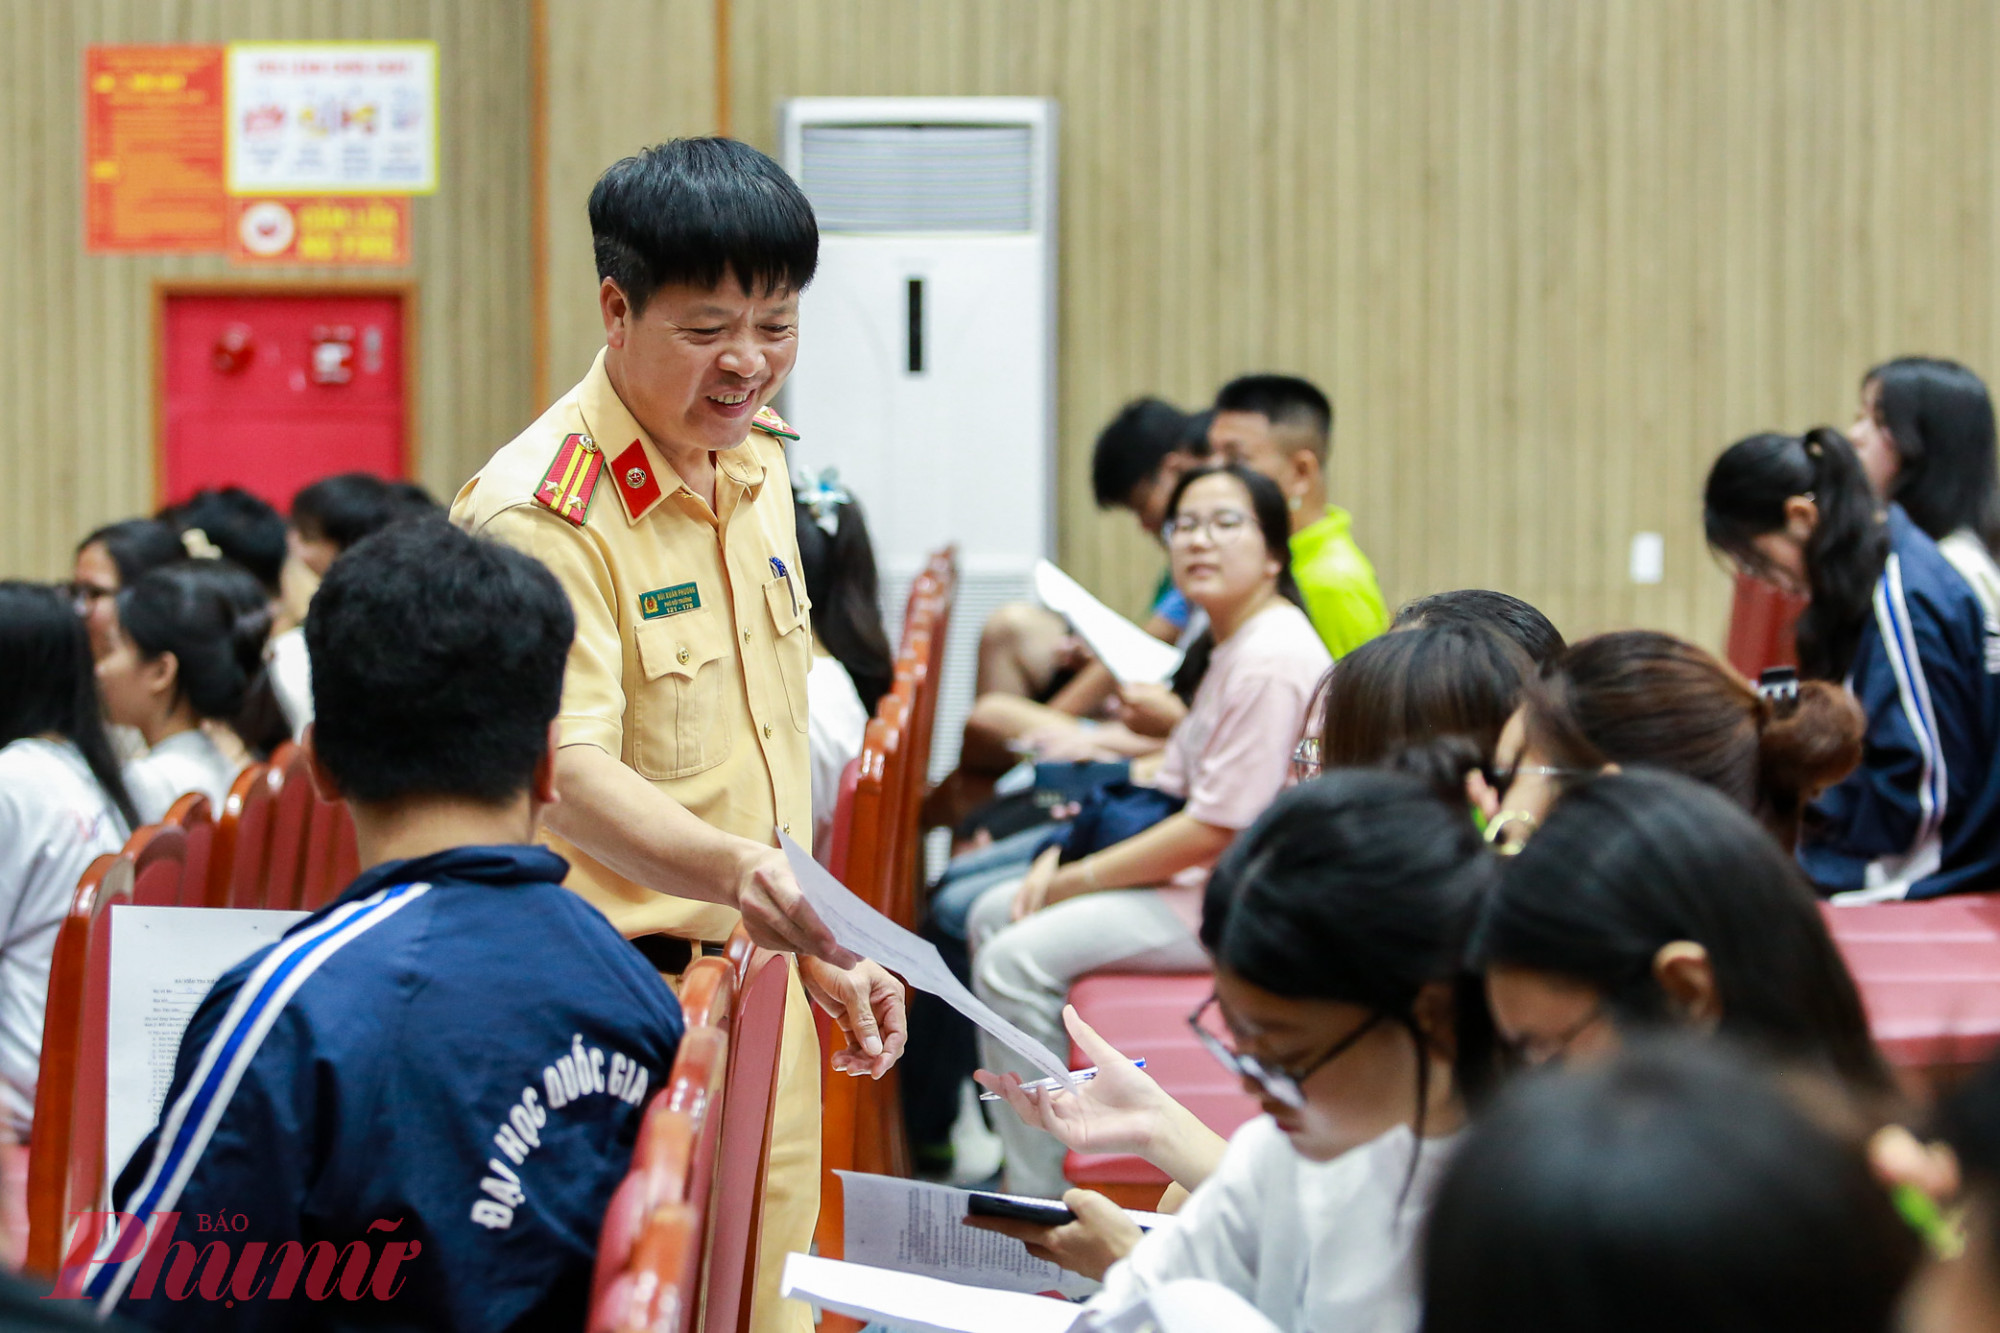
[1497,999,1607,1067]
[1161,509,1253,544]
[1188,993,1384,1110]
[1290,736,1322,781]
[1481,761,1592,795]
[66,581,115,617]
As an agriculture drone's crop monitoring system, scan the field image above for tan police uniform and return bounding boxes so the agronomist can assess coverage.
[451,347,818,1333]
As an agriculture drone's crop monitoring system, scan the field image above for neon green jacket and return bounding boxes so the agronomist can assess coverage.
[1292,505,1387,657]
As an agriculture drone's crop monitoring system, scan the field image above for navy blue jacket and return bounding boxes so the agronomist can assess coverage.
[1803,507,2000,900]
[96,845,683,1330]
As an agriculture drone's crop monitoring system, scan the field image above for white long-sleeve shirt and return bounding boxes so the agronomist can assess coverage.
[1087,1117,1456,1333]
[122,727,237,825]
[0,738,126,1134]
[807,652,868,858]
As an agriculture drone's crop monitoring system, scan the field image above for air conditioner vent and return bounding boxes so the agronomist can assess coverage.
[799,125,1034,233]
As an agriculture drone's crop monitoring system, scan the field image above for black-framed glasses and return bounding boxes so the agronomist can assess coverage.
[1188,993,1384,1110]
[1497,999,1607,1067]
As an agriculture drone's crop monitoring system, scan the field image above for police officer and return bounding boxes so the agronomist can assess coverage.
[452,137,907,1333]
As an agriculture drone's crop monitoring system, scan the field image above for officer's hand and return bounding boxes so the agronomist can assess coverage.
[734,845,859,967]
[800,956,908,1079]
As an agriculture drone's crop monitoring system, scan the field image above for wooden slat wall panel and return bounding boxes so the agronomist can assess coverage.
[0,0,532,581]
[692,0,2000,645]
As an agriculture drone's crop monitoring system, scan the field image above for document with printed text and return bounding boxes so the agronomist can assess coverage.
[837,1170,1100,1299]
[780,1253,1083,1333]
[781,835,1074,1086]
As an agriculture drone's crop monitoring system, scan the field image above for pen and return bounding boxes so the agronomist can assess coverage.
[979,1060,1145,1100]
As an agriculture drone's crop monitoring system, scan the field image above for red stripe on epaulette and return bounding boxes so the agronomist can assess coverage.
[611,441,663,519]
[751,405,799,441]
[534,434,604,527]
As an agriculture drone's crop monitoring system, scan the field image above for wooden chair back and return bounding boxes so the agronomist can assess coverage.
[24,854,133,1278]
[217,763,279,908]
[124,823,188,908]
[824,758,861,885]
[703,929,791,1333]
[588,957,736,1333]
[299,798,342,910]
[263,743,315,911]
[160,793,215,906]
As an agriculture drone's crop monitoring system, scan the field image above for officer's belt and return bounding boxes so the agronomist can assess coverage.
[629,933,730,976]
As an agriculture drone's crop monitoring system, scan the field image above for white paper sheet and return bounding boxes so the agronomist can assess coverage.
[781,835,1074,1086]
[837,1170,1100,1299]
[1033,561,1184,686]
[780,1253,1083,1333]
[105,906,309,1184]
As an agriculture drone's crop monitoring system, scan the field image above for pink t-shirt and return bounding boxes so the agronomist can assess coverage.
[1154,599,1334,927]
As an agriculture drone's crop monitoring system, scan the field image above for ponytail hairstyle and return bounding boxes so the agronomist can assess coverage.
[1864,356,2000,554]
[1321,621,1533,771]
[116,561,286,753]
[1163,462,1302,703]
[1471,768,1895,1102]
[792,471,893,715]
[1203,771,1503,1143]
[1521,630,1863,849]
[0,582,139,830]
[1704,428,1888,681]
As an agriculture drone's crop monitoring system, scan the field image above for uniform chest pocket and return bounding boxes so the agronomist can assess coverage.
[766,578,813,733]
[633,609,736,780]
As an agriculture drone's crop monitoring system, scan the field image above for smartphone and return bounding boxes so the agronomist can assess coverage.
[966,1191,1076,1226]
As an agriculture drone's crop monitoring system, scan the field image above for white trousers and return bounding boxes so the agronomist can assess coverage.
[967,881,1208,1197]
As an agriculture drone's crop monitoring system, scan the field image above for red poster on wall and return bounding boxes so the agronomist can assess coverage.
[227,197,411,266]
[85,46,228,252]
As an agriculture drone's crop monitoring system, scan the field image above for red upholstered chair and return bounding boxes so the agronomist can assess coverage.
[24,854,134,1278]
[216,762,279,908]
[824,758,861,884]
[161,793,215,906]
[704,929,791,1333]
[124,822,188,908]
[297,798,341,911]
[263,743,315,911]
[1062,973,1260,1207]
[1824,894,2000,1082]
[1724,572,1804,679]
[589,957,736,1333]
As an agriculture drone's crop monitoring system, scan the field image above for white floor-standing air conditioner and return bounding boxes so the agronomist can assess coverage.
[779,97,1059,828]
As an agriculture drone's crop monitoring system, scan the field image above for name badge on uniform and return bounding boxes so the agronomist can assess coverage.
[639,583,701,620]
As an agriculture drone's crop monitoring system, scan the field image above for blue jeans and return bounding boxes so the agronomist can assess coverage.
[930,824,1067,939]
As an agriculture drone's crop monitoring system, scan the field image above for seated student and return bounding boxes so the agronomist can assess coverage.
[270,473,442,737]
[1389,588,1566,665]
[96,520,684,1330]
[1421,1038,1920,1333]
[97,561,279,821]
[1850,355,2000,616]
[1483,629,1864,851]
[980,773,1496,1328]
[967,465,1331,1195]
[70,519,184,661]
[1472,768,1895,1102]
[952,400,1207,788]
[1706,427,2000,898]
[1209,374,1387,657]
[792,468,893,854]
[157,486,289,598]
[0,584,138,1261]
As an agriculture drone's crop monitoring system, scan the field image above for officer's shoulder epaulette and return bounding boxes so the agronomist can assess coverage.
[751,405,800,443]
[533,433,605,527]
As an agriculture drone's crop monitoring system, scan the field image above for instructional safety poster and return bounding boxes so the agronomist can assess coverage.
[225,42,438,196]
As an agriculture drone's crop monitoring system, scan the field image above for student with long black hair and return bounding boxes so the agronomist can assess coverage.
[1472,769,1894,1100]
[792,469,894,853]
[977,773,1495,1329]
[97,561,279,820]
[1850,356,2000,612]
[1705,426,2000,899]
[967,463,1331,1196]
[0,584,137,1143]
[1421,1038,1920,1333]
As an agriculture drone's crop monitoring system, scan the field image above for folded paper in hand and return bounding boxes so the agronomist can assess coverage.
[780,1253,1082,1333]
[1033,561,1183,686]
[780,835,1075,1087]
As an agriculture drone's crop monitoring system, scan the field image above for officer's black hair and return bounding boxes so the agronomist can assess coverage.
[307,519,574,806]
[0,581,139,831]
[118,560,287,754]
[75,519,184,589]
[157,487,289,594]
[1213,374,1335,459]
[1089,398,1192,510]
[589,137,818,314]
[291,472,440,554]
